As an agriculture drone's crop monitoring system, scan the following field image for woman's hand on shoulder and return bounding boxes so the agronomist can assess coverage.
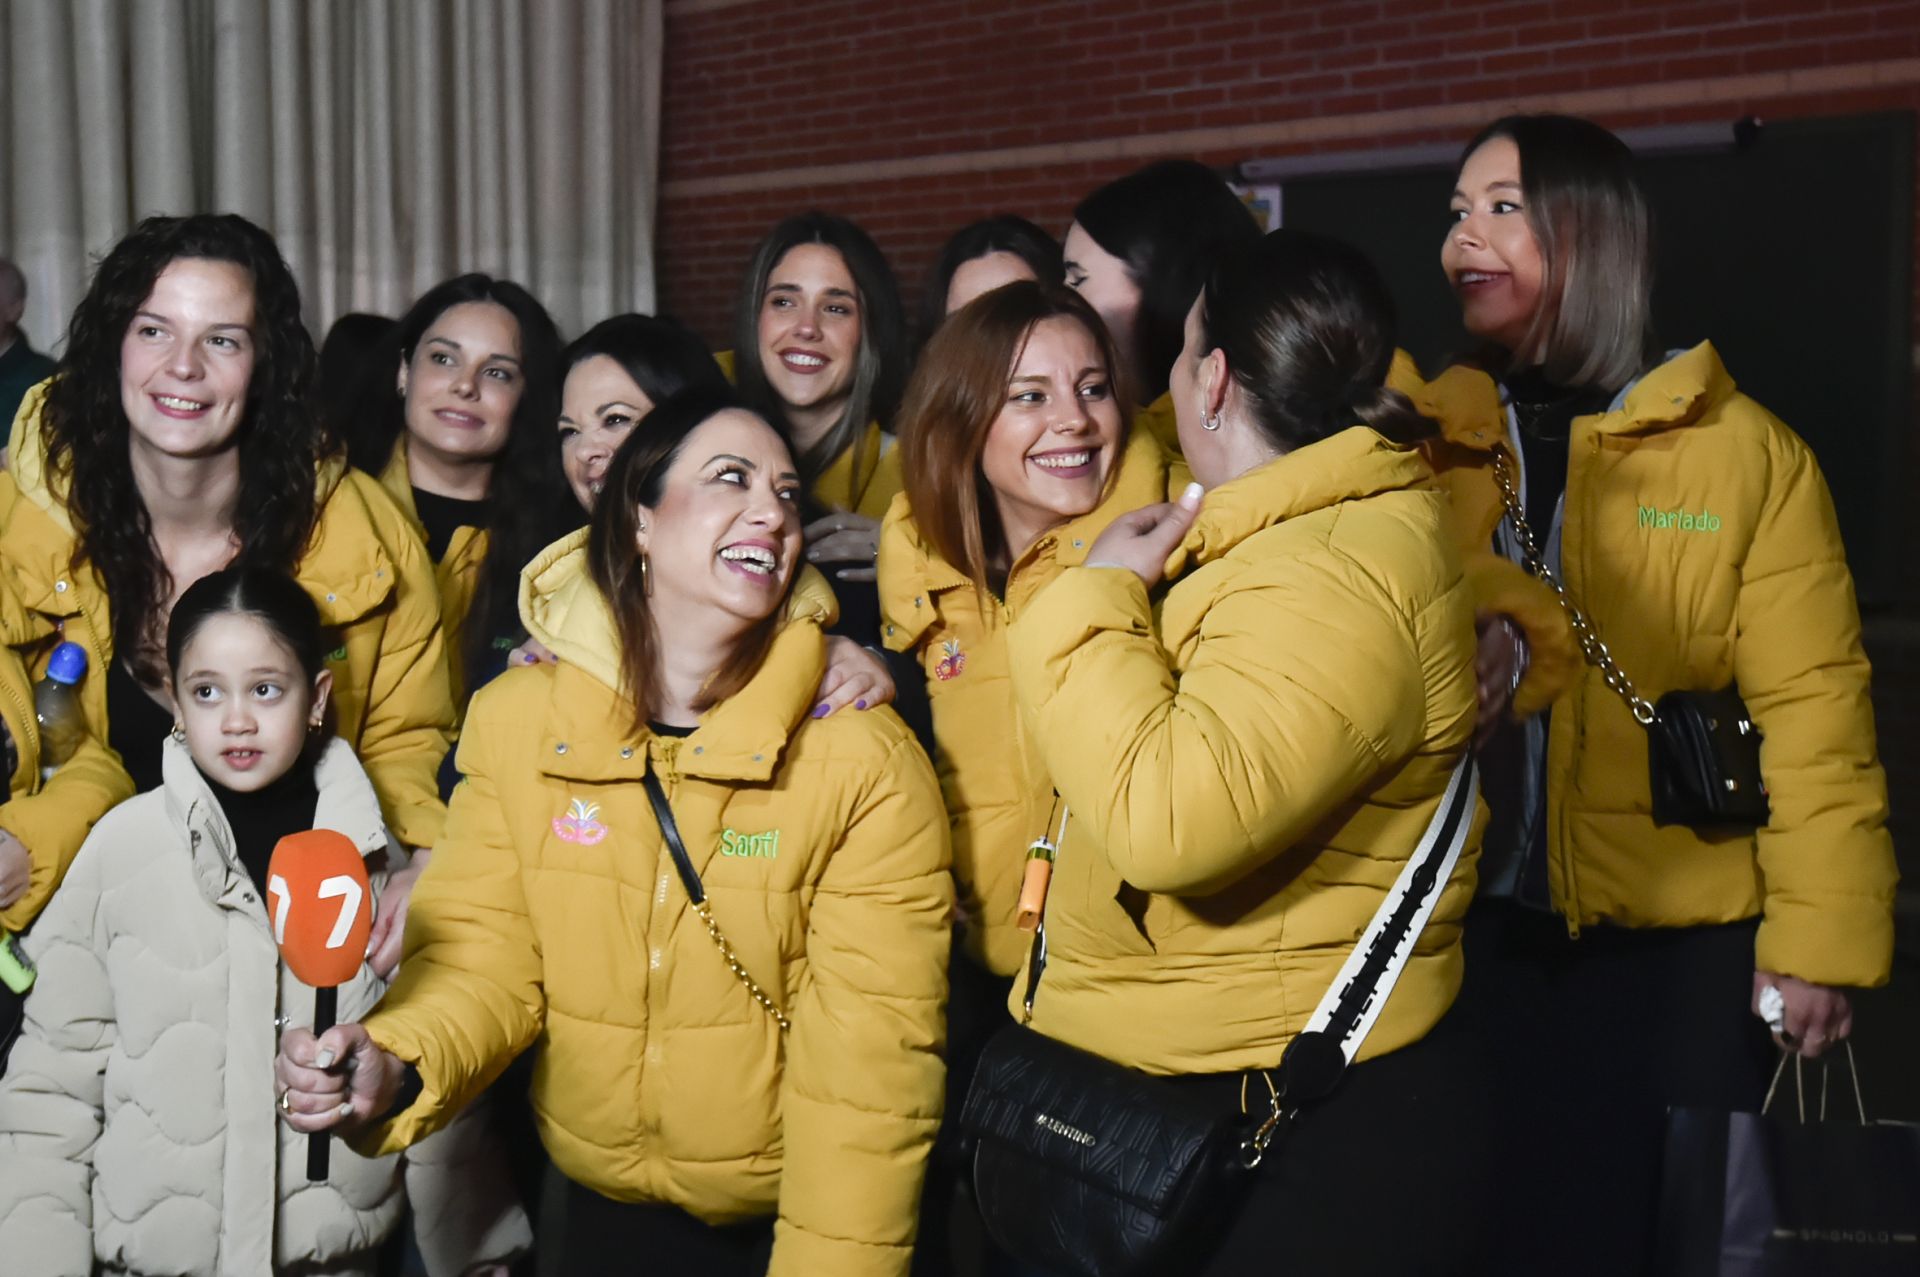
[815,636,894,718]
[275,1022,404,1133]
[1084,483,1204,589]
[505,637,557,669]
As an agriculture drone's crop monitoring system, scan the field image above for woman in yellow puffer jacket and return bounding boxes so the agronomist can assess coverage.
[347,274,571,727]
[1432,114,1896,1276]
[0,214,453,980]
[999,230,1488,1274]
[730,213,910,579]
[0,577,132,938]
[276,391,952,1277]
[879,280,1179,1272]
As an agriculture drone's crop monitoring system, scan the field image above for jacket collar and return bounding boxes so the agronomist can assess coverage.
[377,438,422,526]
[163,735,393,910]
[877,426,1174,648]
[1415,341,1735,452]
[5,380,387,626]
[519,530,830,784]
[1168,426,1432,575]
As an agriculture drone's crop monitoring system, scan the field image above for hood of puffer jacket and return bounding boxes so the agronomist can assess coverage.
[877,425,1181,652]
[162,734,395,895]
[1414,341,1739,456]
[516,529,837,781]
[1168,425,1436,576]
[9,378,351,540]
[4,379,386,631]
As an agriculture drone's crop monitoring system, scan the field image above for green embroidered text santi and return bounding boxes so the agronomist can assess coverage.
[720,827,780,859]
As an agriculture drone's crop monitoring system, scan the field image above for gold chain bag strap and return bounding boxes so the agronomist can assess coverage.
[1489,449,1767,830]
[641,769,792,1032]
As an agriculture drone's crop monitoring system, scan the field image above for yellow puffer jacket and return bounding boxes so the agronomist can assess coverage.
[1008,427,1482,1074]
[1387,351,1578,716]
[0,581,134,933]
[358,531,952,1277]
[877,428,1180,976]
[1134,391,1181,460]
[1415,344,1895,986]
[376,439,489,714]
[1150,362,1577,716]
[0,383,454,861]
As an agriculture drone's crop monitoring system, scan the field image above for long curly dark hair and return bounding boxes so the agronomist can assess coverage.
[343,274,569,682]
[41,214,329,678]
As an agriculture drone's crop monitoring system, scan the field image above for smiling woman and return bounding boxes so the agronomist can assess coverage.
[274,390,952,1277]
[554,313,730,515]
[876,280,1181,1271]
[0,214,456,976]
[345,275,570,721]
[731,214,908,597]
[1415,114,1897,1276]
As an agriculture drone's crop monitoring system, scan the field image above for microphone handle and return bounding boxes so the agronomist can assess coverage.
[306,984,337,1183]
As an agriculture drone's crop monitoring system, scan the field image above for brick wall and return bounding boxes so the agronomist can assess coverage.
[657,0,1920,350]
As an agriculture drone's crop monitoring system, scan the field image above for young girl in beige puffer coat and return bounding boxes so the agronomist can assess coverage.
[0,567,528,1276]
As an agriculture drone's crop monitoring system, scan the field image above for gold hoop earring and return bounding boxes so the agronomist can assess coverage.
[639,551,653,597]
[170,722,185,742]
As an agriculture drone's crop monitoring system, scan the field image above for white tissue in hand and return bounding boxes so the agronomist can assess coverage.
[1757,984,1786,1032]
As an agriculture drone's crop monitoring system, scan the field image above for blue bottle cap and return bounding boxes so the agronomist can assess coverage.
[46,642,88,686]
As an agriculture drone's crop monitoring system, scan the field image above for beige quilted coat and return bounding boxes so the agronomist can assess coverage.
[0,736,528,1276]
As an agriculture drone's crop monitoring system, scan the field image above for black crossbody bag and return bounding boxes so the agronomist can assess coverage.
[959,757,1478,1277]
[1490,451,1768,830]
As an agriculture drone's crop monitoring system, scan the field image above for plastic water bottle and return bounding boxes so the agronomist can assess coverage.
[34,642,88,781]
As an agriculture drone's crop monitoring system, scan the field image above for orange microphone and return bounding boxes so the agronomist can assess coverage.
[266,830,374,1182]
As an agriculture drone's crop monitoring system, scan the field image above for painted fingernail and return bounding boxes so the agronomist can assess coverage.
[812,702,830,718]
[855,699,868,710]
[339,1101,355,1117]
[314,1049,335,1069]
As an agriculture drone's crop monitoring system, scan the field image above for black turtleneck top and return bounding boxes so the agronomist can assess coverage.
[1499,366,1616,535]
[202,760,322,896]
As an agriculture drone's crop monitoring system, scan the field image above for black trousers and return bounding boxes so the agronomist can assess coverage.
[1166,1008,1494,1277]
[1454,899,1777,1277]
[915,938,1020,1277]
[556,1178,774,1277]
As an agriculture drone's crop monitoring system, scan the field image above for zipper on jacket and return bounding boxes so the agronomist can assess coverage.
[1555,427,1604,939]
[0,670,38,786]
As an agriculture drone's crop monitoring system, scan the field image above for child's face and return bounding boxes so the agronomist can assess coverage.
[172,614,331,793]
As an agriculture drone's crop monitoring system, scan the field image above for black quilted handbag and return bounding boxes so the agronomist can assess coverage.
[961,1023,1253,1277]
[961,758,1478,1277]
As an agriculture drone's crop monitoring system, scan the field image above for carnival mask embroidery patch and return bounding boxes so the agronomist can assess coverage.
[552,798,609,845]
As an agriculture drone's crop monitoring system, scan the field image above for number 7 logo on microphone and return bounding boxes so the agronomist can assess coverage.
[266,830,376,988]
[267,874,366,950]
